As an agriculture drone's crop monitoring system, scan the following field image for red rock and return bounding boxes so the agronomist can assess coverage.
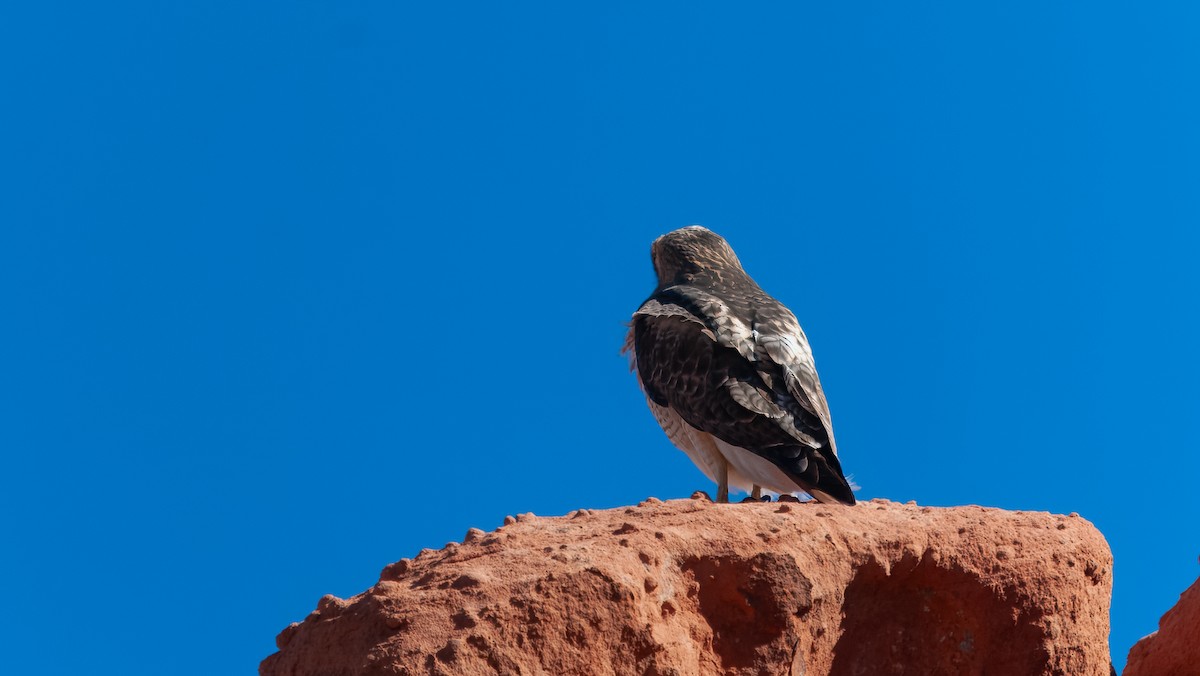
[1123,574,1200,676]
[260,499,1113,676]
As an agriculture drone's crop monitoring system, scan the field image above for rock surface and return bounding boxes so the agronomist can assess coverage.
[1123,573,1200,676]
[260,497,1113,676]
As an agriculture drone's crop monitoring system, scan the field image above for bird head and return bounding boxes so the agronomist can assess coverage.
[650,226,744,286]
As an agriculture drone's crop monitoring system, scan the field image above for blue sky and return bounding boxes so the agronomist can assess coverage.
[2,2,1197,673]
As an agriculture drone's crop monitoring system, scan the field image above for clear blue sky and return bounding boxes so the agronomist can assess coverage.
[2,3,1197,673]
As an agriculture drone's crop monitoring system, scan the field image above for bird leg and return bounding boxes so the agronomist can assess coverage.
[716,456,729,503]
[751,485,762,500]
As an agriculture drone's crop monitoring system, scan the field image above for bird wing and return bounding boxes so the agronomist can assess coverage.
[746,304,840,457]
[631,285,853,504]
[635,287,830,446]
[627,296,717,409]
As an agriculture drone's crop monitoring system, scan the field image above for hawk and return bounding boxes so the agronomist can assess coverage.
[625,226,855,505]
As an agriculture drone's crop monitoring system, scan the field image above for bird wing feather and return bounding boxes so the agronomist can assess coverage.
[751,312,839,457]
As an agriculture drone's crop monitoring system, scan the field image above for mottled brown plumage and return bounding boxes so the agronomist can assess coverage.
[625,226,854,504]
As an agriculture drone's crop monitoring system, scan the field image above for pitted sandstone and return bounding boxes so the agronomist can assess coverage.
[261,498,1113,676]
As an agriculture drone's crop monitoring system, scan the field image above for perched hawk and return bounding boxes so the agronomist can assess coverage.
[625,226,855,505]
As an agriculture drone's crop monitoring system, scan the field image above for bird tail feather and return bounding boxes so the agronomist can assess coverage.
[801,448,856,506]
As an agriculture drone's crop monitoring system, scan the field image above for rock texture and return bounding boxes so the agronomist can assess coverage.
[261,497,1113,676]
[1123,573,1200,676]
